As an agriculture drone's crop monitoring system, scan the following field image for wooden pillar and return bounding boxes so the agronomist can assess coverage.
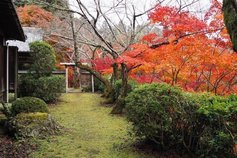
[65,66,68,93]
[14,49,18,99]
[6,44,9,103]
[91,75,94,93]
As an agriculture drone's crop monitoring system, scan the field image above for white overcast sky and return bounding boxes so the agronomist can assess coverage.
[68,0,213,24]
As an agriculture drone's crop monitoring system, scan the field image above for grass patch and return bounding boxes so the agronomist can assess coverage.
[30,93,156,158]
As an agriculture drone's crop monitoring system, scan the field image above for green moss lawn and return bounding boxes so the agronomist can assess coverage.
[31,93,155,158]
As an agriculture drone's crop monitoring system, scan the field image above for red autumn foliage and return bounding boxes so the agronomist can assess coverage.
[119,1,237,95]
[91,57,114,74]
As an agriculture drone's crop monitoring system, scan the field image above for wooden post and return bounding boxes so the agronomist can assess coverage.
[91,75,94,93]
[65,66,68,93]
[6,44,9,103]
[14,48,18,99]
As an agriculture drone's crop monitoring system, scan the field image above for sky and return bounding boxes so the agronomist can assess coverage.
[68,0,212,25]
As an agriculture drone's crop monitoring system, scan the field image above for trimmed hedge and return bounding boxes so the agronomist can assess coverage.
[11,97,49,116]
[18,41,64,103]
[125,83,237,158]
[29,41,56,77]
[18,75,65,103]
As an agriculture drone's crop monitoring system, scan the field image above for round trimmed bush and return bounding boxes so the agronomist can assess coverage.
[11,97,49,116]
[125,83,188,149]
[125,83,237,157]
[29,41,56,76]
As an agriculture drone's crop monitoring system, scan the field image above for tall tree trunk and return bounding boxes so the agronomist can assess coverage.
[111,63,129,114]
[223,0,237,51]
[70,14,80,88]
[111,63,120,84]
[121,63,129,98]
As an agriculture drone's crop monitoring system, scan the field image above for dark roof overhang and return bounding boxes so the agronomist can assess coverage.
[0,0,25,41]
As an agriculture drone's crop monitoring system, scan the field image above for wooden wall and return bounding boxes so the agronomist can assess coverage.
[0,46,6,101]
[80,73,92,88]
[9,47,18,93]
[0,46,18,101]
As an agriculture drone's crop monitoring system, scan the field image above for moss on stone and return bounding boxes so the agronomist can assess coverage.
[8,112,61,138]
[15,112,49,121]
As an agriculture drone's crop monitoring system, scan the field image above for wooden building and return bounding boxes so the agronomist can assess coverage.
[0,0,25,102]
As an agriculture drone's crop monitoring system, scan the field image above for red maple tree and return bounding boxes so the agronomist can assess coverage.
[118,0,237,95]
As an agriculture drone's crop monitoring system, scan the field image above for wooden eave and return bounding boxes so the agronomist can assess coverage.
[0,0,25,41]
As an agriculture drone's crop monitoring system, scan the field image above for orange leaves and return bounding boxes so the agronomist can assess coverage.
[125,1,237,95]
[17,5,54,28]
[131,33,237,94]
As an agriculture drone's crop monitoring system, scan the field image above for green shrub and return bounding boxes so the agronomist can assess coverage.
[125,83,237,157]
[196,93,237,158]
[113,79,138,101]
[11,97,49,116]
[29,41,56,77]
[18,41,64,103]
[111,79,138,114]
[113,80,123,100]
[125,83,190,149]
[94,77,105,92]
[18,75,65,103]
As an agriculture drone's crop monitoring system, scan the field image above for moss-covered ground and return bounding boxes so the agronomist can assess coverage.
[31,93,155,158]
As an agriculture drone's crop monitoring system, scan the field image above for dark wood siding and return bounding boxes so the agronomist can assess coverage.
[0,28,3,45]
[0,46,6,101]
[9,47,18,93]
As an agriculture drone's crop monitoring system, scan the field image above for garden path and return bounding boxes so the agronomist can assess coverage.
[31,93,154,158]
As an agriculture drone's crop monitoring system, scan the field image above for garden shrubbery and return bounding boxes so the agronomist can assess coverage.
[11,97,49,116]
[125,83,237,158]
[111,79,138,114]
[18,75,65,103]
[18,41,64,103]
[2,97,61,139]
[94,77,105,92]
[113,79,137,101]
[29,41,56,77]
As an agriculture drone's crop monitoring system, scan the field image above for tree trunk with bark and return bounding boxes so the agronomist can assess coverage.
[111,63,120,84]
[223,0,237,51]
[111,63,129,114]
[70,14,80,88]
